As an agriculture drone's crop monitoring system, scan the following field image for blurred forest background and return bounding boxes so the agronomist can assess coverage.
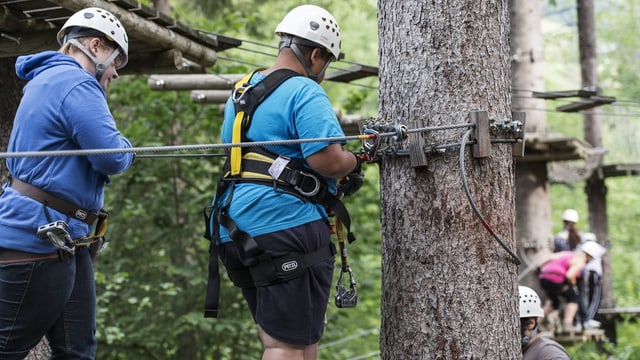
[90,0,640,358]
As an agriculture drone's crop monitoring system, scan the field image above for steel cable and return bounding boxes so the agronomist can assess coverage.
[459,128,521,265]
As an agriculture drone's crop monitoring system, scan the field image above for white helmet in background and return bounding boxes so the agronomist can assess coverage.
[561,209,579,224]
[581,240,606,259]
[57,7,129,68]
[519,286,544,318]
[275,5,341,60]
[582,232,597,242]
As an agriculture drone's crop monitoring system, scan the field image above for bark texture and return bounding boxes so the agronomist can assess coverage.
[509,0,553,294]
[378,0,520,358]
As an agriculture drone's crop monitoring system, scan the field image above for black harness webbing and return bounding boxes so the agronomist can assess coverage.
[203,69,356,318]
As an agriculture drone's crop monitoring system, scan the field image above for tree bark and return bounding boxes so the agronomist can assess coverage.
[509,0,553,294]
[577,0,615,343]
[378,1,519,358]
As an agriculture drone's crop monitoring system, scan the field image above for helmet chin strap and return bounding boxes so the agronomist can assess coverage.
[67,39,120,83]
[280,37,330,83]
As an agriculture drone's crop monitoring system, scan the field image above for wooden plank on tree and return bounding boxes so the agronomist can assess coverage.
[602,164,640,178]
[532,89,597,99]
[511,111,526,157]
[555,97,616,112]
[518,135,593,162]
[324,64,378,82]
[469,110,490,158]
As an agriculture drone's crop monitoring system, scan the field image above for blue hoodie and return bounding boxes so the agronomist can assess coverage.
[0,51,134,253]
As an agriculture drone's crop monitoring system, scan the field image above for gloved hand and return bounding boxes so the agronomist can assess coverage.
[338,171,364,197]
[338,152,365,197]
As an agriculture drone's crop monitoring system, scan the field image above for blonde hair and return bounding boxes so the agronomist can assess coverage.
[59,36,114,55]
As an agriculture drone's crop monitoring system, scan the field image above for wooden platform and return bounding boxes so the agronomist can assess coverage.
[540,328,606,346]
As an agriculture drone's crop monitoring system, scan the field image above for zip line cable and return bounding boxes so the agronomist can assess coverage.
[1,120,522,264]
[0,133,392,159]
[459,128,521,265]
[0,123,520,160]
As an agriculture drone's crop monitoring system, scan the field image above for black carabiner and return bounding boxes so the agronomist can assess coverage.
[335,266,357,308]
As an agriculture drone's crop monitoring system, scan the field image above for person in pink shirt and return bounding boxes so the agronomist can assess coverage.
[538,246,593,332]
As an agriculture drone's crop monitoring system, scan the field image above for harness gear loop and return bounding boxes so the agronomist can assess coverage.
[334,217,357,308]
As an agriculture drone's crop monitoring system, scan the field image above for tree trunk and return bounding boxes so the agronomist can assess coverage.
[577,0,615,343]
[378,1,519,358]
[509,0,553,294]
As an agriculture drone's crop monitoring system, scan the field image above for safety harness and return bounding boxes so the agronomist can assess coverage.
[203,69,356,318]
[8,176,109,259]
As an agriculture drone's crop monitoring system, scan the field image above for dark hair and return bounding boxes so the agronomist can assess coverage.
[568,227,581,250]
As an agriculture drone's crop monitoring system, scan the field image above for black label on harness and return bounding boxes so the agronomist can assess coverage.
[281,260,298,272]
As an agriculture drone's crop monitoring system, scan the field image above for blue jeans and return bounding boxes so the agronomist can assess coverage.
[0,247,97,359]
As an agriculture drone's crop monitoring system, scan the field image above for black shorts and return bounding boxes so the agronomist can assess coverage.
[540,278,579,309]
[218,219,334,345]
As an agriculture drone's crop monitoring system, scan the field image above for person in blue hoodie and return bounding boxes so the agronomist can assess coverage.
[0,7,133,359]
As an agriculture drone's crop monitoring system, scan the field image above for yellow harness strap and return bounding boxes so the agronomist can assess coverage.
[230,72,256,176]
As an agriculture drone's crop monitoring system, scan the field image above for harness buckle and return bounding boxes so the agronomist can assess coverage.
[36,221,75,255]
[231,83,253,106]
[293,171,321,197]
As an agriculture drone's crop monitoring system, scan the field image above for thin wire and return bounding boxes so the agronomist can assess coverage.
[407,123,474,134]
[134,153,227,159]
[0,122,516,159]
[0,133,391,159]
[459,128,521,265]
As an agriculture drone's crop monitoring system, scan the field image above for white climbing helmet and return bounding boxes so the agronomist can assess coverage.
[561,209,579,223]
[57,7,129,68]
[582,232,597,242]
[519,286,544,318]
[581,240,606,259]
[275,5,341,60]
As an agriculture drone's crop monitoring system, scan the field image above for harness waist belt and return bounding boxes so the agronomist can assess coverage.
[0,248,62,264]
[10,178,101,224]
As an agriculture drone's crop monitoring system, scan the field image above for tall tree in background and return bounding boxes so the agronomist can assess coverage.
[577,0,616,343]
[378,1,520,357]
[509,0,553,293]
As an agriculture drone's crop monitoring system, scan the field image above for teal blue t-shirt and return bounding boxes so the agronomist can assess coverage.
[214,71,345,243]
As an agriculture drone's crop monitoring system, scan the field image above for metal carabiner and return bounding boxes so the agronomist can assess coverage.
[293,171,321,197]
[362,128,381,160]
[335,266,357,308]
[231,83,253,106]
